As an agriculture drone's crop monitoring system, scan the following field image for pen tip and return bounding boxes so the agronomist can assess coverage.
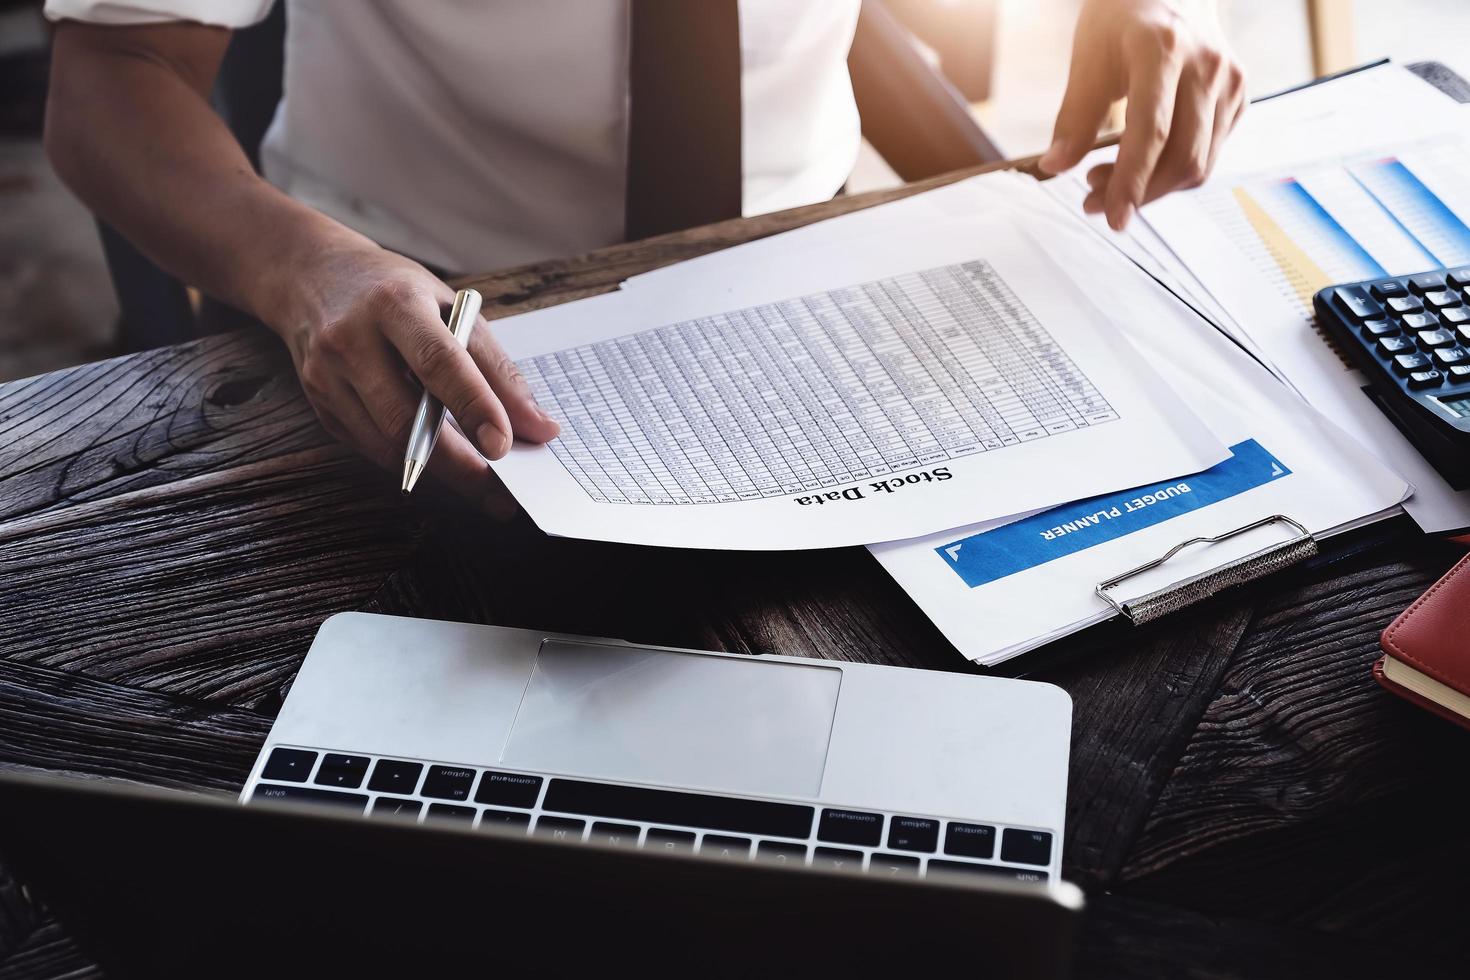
[401,459,424,495]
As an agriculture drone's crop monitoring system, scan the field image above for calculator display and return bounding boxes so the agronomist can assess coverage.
[1437,395,1470,419]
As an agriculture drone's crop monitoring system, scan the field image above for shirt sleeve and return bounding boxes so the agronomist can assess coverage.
[44,0,275,28]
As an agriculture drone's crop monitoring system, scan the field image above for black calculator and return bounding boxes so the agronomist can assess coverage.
[1314,267,1470,489]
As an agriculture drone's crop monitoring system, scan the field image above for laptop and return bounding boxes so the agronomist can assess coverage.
[0,612,1083,976]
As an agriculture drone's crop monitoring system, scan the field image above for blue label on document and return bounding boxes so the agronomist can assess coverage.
[936,440,1290,588]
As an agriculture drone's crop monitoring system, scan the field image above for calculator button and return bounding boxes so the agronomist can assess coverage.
[1394,352,1432,374]
[1418,329,1456,349]
[1450,364,1470,380]
[1360,318,1398,338]
[1333,286,1382,321]
[1399,312,1439,331]
[1425,289,1460,310]
[1458,325,1470,345]
[1409,369,1444,389]
[1448,268,1470,290]
[1434,347,1469,367]
[1377,335,1416,356]
[1410,272,1447,294]
[1370,280,1408,300]
[1387,295,1424,315]
[1441,306,1470,325]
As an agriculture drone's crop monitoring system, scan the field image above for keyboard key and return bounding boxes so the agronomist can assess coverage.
[756,841,808,866]
[1387,295,1424,315]
[1448,268,1470,289]
[261,747,317,783]
[1360,318,1397,338]
[1434,347,1469,367]
[1425,289,1460,310]
[589,821,640,846]
[1376,335,1415,356]
[1399,312,1439,331]
[1409,369,1444,389]
[868,853,921,877]
[368,797,422,821]
[1394,352,1431,374]
[541,779,813,839]
[426,803,476,824]
[421,765,477,801]
[944,822,996,859]
[1000,829,1054,866]
[479,809,531,832]
[887,816,939,853]
[699,834,752,860]
[367,759,423,795]
[817,808,883,847]
[1441,306,1470,325]
[313,754,370,790]
[251,784,368,813]
[1333,286,1382,321]
[1370,280,1407,300]
[811,847,864,873]
[1417,329,1456,348]
[928,860,1049,885]
[1410,272,1447,294]
[474,771,543,809]
[643,828,695,853]
[534,816,586,842]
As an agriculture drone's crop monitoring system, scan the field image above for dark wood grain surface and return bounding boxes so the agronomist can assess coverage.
[2,161,1467,978]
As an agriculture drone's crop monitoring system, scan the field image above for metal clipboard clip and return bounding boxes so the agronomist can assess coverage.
[1095,515,1319,626]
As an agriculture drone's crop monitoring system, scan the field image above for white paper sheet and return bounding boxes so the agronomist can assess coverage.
[487,211,1227,549]
[862,178,1408,664]
[1144,125,1470,533]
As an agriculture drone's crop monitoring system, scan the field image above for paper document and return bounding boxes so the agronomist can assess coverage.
[488,213,1226,549]
[851,175,1409,664]
[1146,124,1470,532]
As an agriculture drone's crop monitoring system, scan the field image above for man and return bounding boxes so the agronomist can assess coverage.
[43,0,1244,510]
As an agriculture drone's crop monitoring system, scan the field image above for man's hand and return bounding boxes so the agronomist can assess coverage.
[274,243,560,499]
[1037,0,1246,230]
[46,21,557,512]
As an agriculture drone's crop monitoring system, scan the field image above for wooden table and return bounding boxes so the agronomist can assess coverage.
[3,164,1468,979]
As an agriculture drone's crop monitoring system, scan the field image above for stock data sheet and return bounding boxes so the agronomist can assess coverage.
[486,215,1226,549]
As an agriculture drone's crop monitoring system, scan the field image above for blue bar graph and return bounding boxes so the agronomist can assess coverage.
[1350,157,1470,267]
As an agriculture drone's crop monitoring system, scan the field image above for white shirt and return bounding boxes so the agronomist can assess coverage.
[45,0,863,274]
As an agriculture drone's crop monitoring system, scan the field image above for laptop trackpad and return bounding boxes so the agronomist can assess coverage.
[501,640,841,798]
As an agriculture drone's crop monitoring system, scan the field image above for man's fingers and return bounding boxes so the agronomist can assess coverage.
[311,379,397,471]
[466,319,561,444]
[1203,68,1248,177]
[1105,25,1185,230]
[1139,70,1217,207]
[1039,52,1114,176]
[374,280,514,460]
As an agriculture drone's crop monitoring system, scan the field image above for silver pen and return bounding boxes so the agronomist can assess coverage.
[401,288,482,494]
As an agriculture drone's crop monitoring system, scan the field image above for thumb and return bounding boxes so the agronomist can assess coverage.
[1039,60,1114,175]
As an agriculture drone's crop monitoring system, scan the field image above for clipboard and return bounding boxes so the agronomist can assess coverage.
[1067,60,1469,629]
[1093,515,1318,626]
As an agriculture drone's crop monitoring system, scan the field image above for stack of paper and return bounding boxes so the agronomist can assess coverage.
[488,189,1227,550]
[1071,61,1470,535]
[482,69,1457,664]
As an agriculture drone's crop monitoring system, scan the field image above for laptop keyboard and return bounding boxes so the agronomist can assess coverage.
[248,746,1054,884]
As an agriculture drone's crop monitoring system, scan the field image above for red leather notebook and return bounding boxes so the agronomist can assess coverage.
[1376,550,1470,730]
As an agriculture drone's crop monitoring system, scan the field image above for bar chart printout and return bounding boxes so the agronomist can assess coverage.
[519,261,1118,506]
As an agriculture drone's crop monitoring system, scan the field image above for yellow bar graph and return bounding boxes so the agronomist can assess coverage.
[1232,185,1333,312]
